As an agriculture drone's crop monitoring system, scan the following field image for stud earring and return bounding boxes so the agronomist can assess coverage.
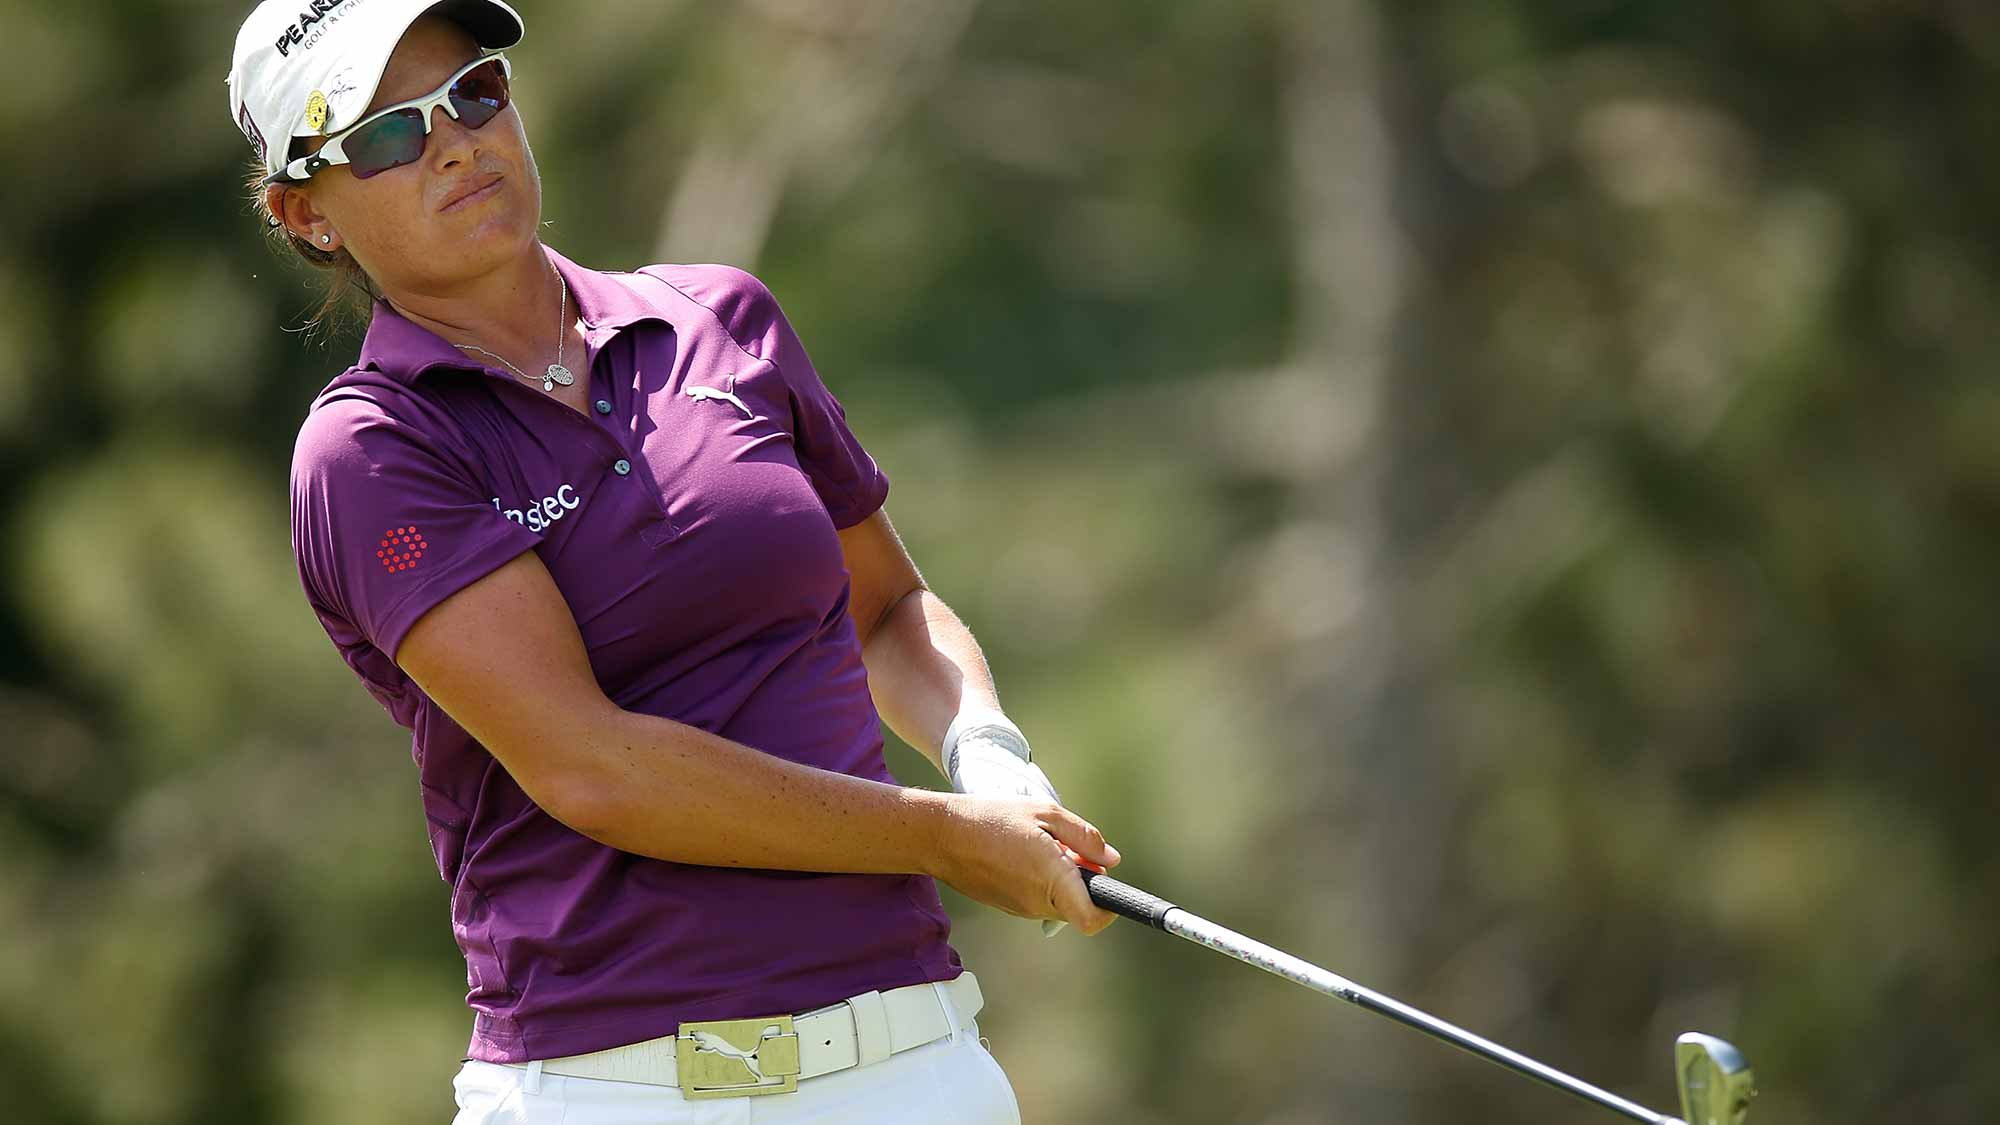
[320,234,332,245]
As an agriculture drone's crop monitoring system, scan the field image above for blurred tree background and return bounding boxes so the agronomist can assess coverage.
[2,0,1995,1122]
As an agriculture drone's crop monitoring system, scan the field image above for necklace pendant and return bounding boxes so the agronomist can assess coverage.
[545,363,575,389]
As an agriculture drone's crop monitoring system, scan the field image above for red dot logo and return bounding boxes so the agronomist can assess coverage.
[378,525,429,575]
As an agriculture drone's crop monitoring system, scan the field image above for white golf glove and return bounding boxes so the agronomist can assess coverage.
[943,705,1072,938]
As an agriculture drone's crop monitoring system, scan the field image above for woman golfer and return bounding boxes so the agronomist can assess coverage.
[229,2,1121,1120]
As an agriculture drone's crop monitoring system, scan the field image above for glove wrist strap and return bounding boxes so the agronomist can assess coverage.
[942,703,1032,777]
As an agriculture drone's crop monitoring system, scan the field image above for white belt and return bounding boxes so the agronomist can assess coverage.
[504,971,984,1099]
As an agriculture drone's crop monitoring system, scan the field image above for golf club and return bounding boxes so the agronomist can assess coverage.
[1079,869,1756,1125]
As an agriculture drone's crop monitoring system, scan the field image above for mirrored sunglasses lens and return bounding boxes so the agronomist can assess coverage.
[449,61,510,129]
[345,108,428,179]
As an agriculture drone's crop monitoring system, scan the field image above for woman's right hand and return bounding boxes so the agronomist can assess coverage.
[927,794,1123,935]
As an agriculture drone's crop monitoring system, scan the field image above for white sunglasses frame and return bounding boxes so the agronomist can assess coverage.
[266,52,513,185]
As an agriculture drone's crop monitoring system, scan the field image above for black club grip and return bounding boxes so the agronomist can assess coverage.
[1080,869,1178,929]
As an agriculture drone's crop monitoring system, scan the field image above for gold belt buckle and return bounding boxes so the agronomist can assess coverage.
[675,1013,801,1099]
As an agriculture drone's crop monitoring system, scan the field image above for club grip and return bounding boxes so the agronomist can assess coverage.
[1080,869,1178,929]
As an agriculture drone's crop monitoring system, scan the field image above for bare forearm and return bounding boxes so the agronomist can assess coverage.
[560,708,954,874]
[860,589,1001,774]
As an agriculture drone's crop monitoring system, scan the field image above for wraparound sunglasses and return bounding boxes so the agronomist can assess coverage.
[266,53,512,184]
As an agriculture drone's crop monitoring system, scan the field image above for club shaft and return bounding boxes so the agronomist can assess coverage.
[1082,872,1681,1125]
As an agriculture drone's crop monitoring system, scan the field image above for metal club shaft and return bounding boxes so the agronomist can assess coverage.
[1081,870,1682,1125]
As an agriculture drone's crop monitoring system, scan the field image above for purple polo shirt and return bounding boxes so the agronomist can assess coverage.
[289,245,964,1063]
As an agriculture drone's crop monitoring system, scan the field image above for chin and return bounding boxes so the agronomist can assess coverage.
[435,206,540,269]
[464,186,541,244]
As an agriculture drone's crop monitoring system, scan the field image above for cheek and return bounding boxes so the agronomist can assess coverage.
[517,127,538,177]
[486,134,543,231]
[324,175,435,273]
[503,120,542,209]
[371,180,438,243]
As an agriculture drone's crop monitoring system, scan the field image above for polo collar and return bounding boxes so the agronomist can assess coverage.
[554,244,669,335]
[353,243,670,383]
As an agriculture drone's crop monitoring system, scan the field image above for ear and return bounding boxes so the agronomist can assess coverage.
[269,182,337,249]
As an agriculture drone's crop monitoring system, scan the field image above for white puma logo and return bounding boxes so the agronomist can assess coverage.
[685,383,753,418]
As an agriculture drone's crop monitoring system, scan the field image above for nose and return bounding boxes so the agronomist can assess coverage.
[427,102,475,169]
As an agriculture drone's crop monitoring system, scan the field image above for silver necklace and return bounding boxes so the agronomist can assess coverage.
[453,267,576,392]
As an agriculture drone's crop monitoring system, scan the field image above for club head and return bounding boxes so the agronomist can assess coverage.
[1675,1033,1755,1125]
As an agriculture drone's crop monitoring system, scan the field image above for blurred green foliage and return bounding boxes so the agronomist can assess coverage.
[2,1,1994,1123]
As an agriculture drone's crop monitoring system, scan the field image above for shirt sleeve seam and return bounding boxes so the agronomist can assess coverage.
[635,264,778,373]
[372,535,543,663]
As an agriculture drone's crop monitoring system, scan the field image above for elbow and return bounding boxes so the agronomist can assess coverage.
[533,768,617,841]
[489,703,626,842]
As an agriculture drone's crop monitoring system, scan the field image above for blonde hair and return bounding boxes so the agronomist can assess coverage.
[244,159,379,343]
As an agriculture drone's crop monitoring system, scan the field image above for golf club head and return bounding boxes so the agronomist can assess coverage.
[1675,1033,1755,1125]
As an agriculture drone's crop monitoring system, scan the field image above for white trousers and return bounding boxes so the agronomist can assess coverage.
[451,1016,1020,1124]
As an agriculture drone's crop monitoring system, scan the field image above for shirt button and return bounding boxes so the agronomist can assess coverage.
[594,399,612,414]
[614,459,632,476]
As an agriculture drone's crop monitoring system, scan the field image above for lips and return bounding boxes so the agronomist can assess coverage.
[440,173,504,212]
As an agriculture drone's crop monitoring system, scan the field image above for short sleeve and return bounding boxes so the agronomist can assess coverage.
[291,392,545,675]
[659,265,891,529]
